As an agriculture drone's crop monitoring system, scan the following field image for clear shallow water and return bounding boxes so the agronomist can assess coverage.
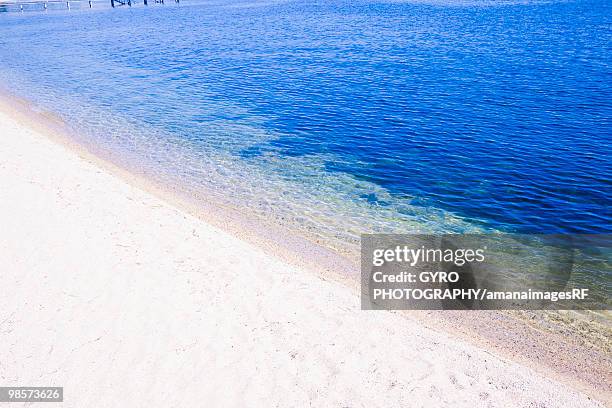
[0,0,610,250]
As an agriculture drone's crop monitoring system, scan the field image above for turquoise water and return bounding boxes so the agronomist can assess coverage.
[0,0,610,251]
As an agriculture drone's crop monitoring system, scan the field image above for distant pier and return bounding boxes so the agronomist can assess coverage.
[0,0,177,11]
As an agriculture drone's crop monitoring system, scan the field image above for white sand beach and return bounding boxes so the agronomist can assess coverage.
[0,104,606,407]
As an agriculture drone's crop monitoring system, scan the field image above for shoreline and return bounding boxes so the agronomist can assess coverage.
[0,89,360,284]
[0,91,609,405]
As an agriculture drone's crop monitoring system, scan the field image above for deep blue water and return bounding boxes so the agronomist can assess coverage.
[0,0,610,239]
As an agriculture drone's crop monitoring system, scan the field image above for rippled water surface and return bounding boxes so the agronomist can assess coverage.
[0,0,610,249]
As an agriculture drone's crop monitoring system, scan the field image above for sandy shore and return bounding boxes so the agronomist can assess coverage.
[0,105,606,407]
